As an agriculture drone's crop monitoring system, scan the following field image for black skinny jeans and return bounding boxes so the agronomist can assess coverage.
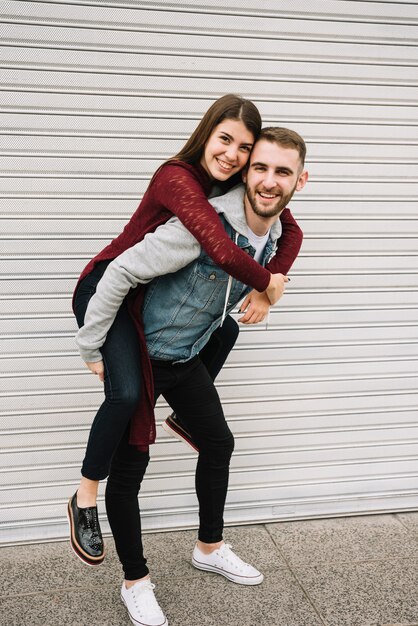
[73,261,239,480]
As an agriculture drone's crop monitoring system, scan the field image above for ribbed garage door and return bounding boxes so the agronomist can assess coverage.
[1,0,417,544]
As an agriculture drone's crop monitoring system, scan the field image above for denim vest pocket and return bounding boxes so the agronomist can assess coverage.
[195,257,229,283]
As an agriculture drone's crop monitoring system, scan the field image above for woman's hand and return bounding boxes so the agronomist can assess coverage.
[265,273,289,305]
[86,360,105,382]
[238,290,271,324]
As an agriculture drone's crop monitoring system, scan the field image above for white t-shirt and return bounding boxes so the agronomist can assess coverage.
[247,226,271,264]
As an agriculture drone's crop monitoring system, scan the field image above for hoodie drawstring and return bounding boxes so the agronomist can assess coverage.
[220,232,239,327]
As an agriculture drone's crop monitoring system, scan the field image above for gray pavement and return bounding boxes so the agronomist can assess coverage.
[2,512,418,626]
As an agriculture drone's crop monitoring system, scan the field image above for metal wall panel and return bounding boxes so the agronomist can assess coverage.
[1,0,417,544]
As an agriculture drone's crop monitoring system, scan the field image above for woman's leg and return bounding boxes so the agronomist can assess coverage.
[69,271,143,565]
[80,301,142,481]
[73,269,142,487]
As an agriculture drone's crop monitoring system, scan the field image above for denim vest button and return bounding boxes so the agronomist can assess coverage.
[209,273,216,280]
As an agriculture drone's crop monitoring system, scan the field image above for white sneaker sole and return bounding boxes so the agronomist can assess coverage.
[192,557,264,586]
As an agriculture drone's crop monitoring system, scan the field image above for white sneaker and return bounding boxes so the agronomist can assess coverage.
[192,542,264,585]
[121,579,168,626]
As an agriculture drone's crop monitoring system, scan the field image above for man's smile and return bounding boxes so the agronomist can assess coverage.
[257,190,280,200]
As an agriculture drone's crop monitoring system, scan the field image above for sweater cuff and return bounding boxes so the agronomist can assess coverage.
[77,345,102,364]
[257,267,271,292]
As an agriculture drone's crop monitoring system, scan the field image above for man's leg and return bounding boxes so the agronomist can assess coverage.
[106,360,203,625]
[160,357,234,542]
[105,427,168,625]
[105,358,183,581]
[163,315,239,450]
[160,357,263,585]
[199,315,240,381]
[105,423,150,582]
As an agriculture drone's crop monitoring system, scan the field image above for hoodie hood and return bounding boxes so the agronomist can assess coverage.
[209,184,282,243]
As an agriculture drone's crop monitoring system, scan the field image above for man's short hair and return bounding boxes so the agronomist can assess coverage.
[258,127,306,167]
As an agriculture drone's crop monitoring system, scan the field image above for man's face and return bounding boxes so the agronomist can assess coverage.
[242,139,307,220]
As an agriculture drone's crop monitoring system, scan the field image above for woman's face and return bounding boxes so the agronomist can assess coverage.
[200,119,255,181]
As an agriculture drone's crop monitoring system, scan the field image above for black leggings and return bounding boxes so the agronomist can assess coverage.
[106,356,234,580]
[73,262,239,480]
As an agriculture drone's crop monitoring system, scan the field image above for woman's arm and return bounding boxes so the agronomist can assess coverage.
[154,164,275,293]
[267,208,303,275]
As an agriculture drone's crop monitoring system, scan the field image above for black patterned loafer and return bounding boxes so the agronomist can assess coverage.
[67,492,105,566]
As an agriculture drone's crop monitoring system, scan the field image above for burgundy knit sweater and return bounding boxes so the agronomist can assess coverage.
[74,161,303,449]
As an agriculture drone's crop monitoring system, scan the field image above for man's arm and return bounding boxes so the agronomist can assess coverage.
[238,278,288,325]
[75,217,201,363]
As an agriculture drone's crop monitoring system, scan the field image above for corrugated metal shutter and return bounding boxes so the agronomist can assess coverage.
[1,0,417,544]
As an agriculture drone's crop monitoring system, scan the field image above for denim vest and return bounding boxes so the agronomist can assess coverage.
[142,213,277,363]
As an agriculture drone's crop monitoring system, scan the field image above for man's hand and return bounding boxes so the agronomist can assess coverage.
[265,273,289,305]
[86,360,105,382]
[238,290,271,324]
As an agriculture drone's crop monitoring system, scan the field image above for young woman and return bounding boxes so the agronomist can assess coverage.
[68,95,303,575]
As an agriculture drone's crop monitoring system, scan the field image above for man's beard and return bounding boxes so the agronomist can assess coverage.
[245,185,296,219]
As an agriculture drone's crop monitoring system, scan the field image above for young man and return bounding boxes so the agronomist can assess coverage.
[73,127,308,626]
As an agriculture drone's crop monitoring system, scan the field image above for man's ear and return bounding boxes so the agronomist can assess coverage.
[296,169,308,191]
[241,168,248,183]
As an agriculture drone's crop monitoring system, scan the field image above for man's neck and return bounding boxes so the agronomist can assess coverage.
[244,199,283,236]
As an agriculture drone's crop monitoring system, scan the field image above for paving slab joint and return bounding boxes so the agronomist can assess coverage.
[262,524,329,626]
[394,512,418,538]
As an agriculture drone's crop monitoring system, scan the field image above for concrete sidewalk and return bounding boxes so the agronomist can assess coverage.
[2,512,418,626]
